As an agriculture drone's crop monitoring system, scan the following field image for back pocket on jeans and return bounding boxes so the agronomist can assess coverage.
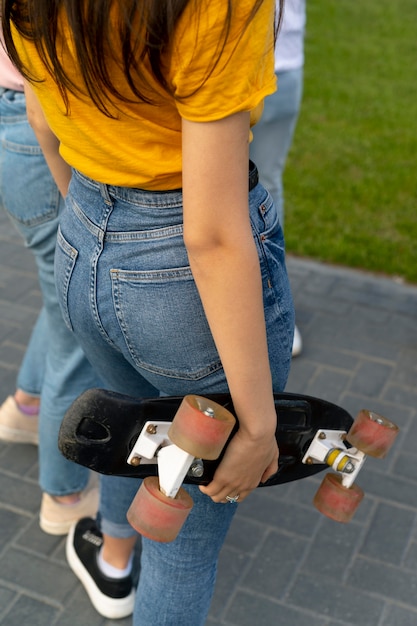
[110,266,222,381]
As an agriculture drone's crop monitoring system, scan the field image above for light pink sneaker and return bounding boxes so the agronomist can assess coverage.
[40,474,100,535]
[0,396,39,444]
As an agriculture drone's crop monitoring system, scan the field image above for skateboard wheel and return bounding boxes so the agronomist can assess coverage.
[313,472,364,523]
[346,410,399,458]
[127,477,193,543]
[168,395,235,460]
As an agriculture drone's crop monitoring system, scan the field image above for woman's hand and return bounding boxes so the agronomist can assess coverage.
[199,426,279,504]
[182,111,280,505]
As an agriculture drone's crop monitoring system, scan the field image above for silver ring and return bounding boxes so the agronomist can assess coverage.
[226,494,240,504]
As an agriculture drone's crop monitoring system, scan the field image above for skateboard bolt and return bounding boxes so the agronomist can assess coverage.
[130,455,142,466]
[343,461,355,474]
[189,460,204,478]
[319,432,327,440]
[203,407,215,419]
[306,457,314,465]
[146,424,158,435]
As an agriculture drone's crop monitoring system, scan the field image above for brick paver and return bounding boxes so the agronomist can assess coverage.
[1,208,416,625]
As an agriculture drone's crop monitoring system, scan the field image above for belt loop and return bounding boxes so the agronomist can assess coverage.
[98,182,112,205]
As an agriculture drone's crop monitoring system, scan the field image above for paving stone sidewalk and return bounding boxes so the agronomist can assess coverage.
[1,208,417,626]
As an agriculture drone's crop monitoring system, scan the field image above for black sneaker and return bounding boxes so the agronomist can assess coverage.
[66,517,135,619]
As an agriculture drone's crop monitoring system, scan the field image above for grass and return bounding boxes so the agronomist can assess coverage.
[284,0,417,283]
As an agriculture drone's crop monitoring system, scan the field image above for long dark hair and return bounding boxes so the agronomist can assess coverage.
[2,0,283,115]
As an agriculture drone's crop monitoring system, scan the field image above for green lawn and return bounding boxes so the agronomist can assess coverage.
[284,0,417,283]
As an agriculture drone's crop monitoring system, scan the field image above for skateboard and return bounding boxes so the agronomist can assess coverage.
[59,388,398,542]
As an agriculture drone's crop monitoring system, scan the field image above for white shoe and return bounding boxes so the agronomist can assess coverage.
[66,517,135,619]
[40,474,100,535]
[292,325,302,357]
[0,396,39,444]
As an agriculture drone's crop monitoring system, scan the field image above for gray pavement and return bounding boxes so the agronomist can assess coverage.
[1,206,417,626]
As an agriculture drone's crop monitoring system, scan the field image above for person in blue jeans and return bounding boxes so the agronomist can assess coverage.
[250,0,306,356]
[0,42,100,534]
[4,1,294,623]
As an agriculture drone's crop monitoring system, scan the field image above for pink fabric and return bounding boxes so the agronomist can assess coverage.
[0,35,24,91]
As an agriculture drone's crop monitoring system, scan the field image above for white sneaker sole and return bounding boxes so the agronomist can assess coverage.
[292,326,303,357]
[66,524,135,619]
[39,515,73,536]
[0,424,38,445]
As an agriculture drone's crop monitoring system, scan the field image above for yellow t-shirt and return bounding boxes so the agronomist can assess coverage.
[13,0,276,190]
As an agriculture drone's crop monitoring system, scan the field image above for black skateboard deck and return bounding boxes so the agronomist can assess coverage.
[59,388,353,487]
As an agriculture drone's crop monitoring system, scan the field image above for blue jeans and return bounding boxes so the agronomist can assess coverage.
[55,169,294,625]
[0,88,101,495]
[250,67,304,227]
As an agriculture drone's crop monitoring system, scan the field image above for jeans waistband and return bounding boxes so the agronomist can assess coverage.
[71,162,269,237]
[74,161,259,196]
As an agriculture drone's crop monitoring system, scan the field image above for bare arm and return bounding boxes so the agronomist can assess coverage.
[23,81,72,197]
[182,111,278,503]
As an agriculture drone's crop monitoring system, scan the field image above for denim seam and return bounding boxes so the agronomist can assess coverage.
[56,228,78,331]
[89,201,116,348]
[2,205,59,228]
[1,139,44,155]
[104,224,184,242]
[72,199,102,239]
[249,195,293,354]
